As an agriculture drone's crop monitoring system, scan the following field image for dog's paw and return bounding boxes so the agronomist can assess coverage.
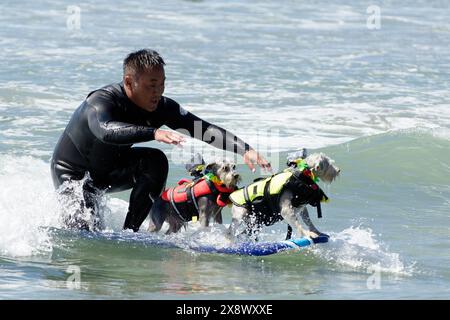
[147,222,157,232]
[307,231,320,239]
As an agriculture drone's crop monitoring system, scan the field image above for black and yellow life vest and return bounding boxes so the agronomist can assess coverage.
[229,167,328,227]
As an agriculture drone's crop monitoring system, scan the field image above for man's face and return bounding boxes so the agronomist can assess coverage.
[125,66,165,112]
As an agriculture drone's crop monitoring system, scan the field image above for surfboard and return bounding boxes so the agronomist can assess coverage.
[127,233,330,256]
[49,228,329,256]
[187,235,329,256]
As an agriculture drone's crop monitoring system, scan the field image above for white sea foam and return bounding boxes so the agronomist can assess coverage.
[0,156,60,257]
[310,226,415,276]
[0,155,135,257]
[431,127,450,141]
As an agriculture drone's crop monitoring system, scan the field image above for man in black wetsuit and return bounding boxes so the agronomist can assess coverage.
[51,49,271,232]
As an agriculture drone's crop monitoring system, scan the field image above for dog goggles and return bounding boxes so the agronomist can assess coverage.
[292,159,319,183]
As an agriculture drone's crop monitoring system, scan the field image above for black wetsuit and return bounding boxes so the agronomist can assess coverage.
[51,82,250,231]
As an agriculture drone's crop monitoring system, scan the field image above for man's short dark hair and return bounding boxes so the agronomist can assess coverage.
[123,49,165,77]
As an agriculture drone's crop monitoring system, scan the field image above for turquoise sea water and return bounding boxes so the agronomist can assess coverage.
[0,0,449,299]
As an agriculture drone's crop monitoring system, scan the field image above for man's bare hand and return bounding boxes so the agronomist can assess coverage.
[243,149,272,173]
[154,129,186,145]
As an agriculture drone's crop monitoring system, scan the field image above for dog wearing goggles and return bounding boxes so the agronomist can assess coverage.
[227,150,340,241]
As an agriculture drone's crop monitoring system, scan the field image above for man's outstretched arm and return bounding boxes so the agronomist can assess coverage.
[163,101,271,171]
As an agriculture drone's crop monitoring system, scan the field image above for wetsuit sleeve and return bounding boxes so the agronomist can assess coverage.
[86,91,155,144]
[163,99,251,155]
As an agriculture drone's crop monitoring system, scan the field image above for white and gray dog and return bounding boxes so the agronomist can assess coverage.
[148,158,241,234]
[227,151,340,241]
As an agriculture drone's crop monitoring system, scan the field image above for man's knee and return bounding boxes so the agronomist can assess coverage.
[151,149,169,175]
[139,148,169,178]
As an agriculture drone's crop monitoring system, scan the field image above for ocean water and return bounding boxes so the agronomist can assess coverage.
[0,0,449,299]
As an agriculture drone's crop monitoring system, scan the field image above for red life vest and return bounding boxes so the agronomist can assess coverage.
[161,177,236,222]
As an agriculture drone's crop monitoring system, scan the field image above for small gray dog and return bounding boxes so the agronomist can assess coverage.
[227,150,340,241]
[148,158,241,234]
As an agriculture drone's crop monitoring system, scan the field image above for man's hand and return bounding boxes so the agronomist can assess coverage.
[154,129,186,145]
[243,149,272,173]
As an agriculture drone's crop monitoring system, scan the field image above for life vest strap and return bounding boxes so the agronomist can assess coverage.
[186,183,200,219]
[169,187,187,223]
[263,177,275,211]
[243,186,252,208]
[264,177,293,239]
